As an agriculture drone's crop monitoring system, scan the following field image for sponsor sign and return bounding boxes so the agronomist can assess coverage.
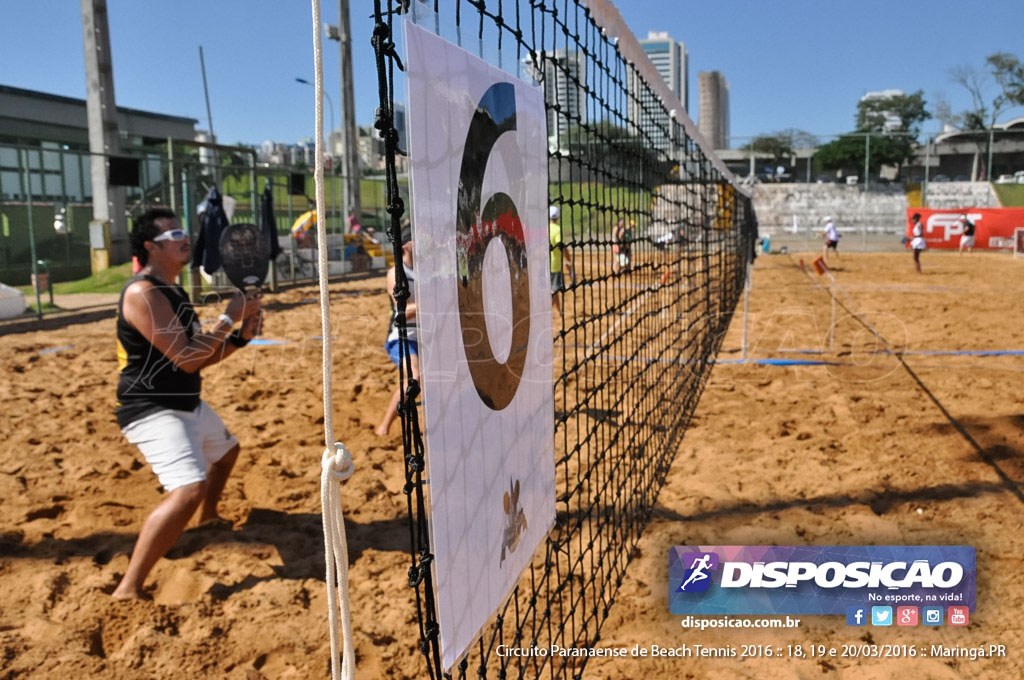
[905,208,1024,250]
[406,21,554,669]
[669,546,976,615]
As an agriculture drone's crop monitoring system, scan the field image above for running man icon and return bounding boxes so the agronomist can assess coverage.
[679,552,719,592]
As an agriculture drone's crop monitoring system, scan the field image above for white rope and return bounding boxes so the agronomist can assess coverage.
[322,443,355,680]
[310,0,354,677]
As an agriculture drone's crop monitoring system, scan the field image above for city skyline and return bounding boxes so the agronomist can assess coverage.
[1,1,1023,148]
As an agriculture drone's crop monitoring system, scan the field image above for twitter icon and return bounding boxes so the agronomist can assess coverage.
[871,606,893,626]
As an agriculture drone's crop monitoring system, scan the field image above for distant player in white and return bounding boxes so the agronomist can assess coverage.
[680,554,713,591]
[821,216,840,264]
[910,212,926,274]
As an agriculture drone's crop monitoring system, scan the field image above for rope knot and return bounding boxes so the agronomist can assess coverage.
[322,442,355,481]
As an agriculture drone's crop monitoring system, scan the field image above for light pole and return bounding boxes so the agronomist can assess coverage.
[295,77,335,147]
[326,3,361,228]
[296,77,339,233]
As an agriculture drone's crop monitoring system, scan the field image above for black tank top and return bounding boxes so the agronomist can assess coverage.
[116,274,202,427]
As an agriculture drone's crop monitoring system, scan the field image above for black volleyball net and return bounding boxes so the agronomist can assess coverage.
[370,1,756,677]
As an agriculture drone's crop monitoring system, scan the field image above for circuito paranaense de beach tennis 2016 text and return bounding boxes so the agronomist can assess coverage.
[495,643,1009,660]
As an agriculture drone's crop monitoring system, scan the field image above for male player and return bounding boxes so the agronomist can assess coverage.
[958,214,976,256]
[549,206,574,313]
[112,208,262,599]
[821,216,840,264]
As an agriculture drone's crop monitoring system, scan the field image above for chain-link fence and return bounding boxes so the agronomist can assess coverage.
[0,140,401,316]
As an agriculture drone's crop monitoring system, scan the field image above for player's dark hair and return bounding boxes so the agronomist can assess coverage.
[911,212,921,221]
[131,208,178,265]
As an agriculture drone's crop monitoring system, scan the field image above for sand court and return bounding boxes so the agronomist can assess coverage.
[1,251,1023,677]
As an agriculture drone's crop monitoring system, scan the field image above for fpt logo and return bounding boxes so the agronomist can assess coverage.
[925,213,982,241]
[678,551,720,593]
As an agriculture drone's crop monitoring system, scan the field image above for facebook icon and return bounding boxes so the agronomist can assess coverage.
[846,605,867,626]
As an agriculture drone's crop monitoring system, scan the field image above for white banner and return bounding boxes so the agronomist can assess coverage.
[405,21,555,670]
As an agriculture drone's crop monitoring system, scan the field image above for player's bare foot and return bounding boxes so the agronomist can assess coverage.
[111,585,149,600]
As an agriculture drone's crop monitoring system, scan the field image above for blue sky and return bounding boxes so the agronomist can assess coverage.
[2,0,1022,147]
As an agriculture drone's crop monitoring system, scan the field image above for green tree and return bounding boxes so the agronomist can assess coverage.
[742,134,793,177]
[855,90,929,177]
[815,134,900,177]
[947,52,1023,178]
[988,52,1024,106]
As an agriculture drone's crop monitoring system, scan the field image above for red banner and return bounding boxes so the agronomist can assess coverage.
[905,208,1024,250]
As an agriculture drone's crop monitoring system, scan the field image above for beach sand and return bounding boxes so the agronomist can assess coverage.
[1,251,1022,678]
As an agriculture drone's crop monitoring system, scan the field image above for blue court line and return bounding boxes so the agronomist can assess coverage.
[589,354,844,367]
[715,358,841,366]
[739,348,1024,358]
[38,344,74,355]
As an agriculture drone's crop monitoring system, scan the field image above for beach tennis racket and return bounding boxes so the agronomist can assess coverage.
[220,222,270,292]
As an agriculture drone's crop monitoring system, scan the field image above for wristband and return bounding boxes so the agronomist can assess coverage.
[228,330,250,348]
[217,313,236,328]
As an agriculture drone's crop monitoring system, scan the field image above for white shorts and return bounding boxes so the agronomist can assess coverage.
[121,401,238,492]
[960,235,975,248]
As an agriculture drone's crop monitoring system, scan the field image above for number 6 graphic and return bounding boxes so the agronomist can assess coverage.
[456,82,531,411]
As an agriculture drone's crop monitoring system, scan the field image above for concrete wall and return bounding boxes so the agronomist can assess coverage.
[752,181,1000,235]
[922,181,998,209]
[752,183,907,234]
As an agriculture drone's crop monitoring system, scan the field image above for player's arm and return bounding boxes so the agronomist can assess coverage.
[122,281,256,374]
[196,308,263,369]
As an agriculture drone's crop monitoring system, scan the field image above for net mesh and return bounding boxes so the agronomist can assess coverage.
[370,1,756,677]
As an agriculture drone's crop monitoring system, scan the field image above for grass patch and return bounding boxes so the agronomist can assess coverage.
[23,301,62,314]
[17,262,133,297]
[994,183,1024,207]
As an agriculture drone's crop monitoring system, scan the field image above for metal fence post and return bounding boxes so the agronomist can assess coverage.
[20,149,42,318]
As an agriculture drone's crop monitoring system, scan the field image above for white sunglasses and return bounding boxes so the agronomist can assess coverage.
[152,229,189,242]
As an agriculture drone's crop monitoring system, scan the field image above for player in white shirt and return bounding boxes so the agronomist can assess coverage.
[821,216,840,264]
[909,212,926,274]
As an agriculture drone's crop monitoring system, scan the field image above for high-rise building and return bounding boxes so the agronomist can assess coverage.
[860,89,905,132]
[524,50,586,149]
[698,71,730,150]
[639,31,688,112]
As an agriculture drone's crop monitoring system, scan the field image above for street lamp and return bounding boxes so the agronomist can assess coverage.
[297,77,339,234]
[295,77,336,150]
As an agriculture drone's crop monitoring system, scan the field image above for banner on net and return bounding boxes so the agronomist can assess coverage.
[405,21,555,670]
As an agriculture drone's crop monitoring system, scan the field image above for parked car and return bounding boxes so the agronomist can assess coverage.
[931,175,951,182]
[1015,171,1024,184]
[995,174,1015,184]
